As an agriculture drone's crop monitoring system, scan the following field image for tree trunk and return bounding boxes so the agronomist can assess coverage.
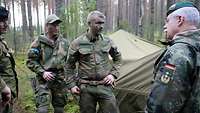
[117,0,123,27]
[138,0,145,37]
[113,0,118,30]
[20,0,28,43]
[135,0,140,35]
[48,0,52,15]
[11,0,17,54]
[55,0,64,17]
[128,0,134,32]
[96,0,104,11]
[27,0,34,41]
[36,0,40,35]
[150,0,155,41]
[43,0,46,21]
[52,0,55,14]
[167,0,175,9]
[158,0,165,38]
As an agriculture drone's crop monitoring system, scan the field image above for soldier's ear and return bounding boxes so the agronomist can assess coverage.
[177,16,184,27]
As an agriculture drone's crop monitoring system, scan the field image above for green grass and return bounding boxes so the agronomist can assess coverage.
[14,54,79,113]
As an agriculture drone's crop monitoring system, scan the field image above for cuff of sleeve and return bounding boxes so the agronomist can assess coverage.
[0,79,6,91]
[37,69,45,76]
[109,72,119,79]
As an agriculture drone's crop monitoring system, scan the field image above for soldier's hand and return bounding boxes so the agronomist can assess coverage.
[70,86,80,94]
[43,71,55,81]
[103,74,115,85]
[1,85,11,105]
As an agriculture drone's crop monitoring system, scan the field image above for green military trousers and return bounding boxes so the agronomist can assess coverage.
[79,84,119,113]
[35,80,67,113]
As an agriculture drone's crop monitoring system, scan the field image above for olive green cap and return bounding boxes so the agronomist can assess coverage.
[45,14,62,24]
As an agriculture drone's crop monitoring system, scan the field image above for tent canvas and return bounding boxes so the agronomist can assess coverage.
[109,30,163,113]
[109,30,161,61]
[115,50,163,113]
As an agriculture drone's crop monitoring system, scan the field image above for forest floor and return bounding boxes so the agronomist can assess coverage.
[14,54,79,113]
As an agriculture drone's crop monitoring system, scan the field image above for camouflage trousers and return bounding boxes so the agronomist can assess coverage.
[79,84,119,113]
[35,80,67,113]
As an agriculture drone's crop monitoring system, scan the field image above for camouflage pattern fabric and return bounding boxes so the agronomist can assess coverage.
[0,36,18,113]
[65,32,122,113]
[26,34,69,113]
[0,78,6,91]
[146,29,200,113]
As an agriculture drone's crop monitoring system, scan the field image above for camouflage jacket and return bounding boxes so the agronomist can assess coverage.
[0,78,6,91]
[0,36,17,96]
[146,29,200,113]
[65,32,122,88]
[26,35,69,80]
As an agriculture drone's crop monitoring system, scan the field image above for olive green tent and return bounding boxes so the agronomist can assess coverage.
[109,30,161,62]
[109,30,162,113]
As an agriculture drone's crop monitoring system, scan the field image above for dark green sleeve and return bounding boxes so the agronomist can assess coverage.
[109,39,122,78]
[65,41,79,89]
[0,78,6,91]
[26,38,45,76]
[146,43,195,113]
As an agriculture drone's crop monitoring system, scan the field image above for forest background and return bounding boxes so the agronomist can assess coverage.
[1,0,200,112]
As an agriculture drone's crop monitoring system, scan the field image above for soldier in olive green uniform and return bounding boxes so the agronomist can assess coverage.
[0,6,18,113]
[145,2,200,113]
[26,14,69,113]
[65,11,122,113]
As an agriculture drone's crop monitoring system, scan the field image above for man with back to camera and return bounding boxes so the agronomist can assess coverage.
[145,1,200,113]
[26,14,69,113]
[0,6,18,113]
[65,10,122,113]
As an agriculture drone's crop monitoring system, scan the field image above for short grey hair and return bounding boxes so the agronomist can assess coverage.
[169,7,200,26]
[87,10,106,23]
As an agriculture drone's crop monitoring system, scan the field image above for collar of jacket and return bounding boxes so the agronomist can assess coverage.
[86,30,102,42]
[159,29,200,47]
[39,34,62,48]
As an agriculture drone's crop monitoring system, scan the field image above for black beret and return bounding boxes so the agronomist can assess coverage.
[0,6,9,20]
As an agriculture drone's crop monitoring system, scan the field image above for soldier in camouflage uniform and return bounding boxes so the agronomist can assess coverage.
[26,14,69,113]
[65,11,122,113]
[145,2,200,113]
[0,6,18,113]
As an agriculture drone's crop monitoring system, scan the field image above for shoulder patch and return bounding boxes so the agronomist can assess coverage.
[160,64,176,84]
